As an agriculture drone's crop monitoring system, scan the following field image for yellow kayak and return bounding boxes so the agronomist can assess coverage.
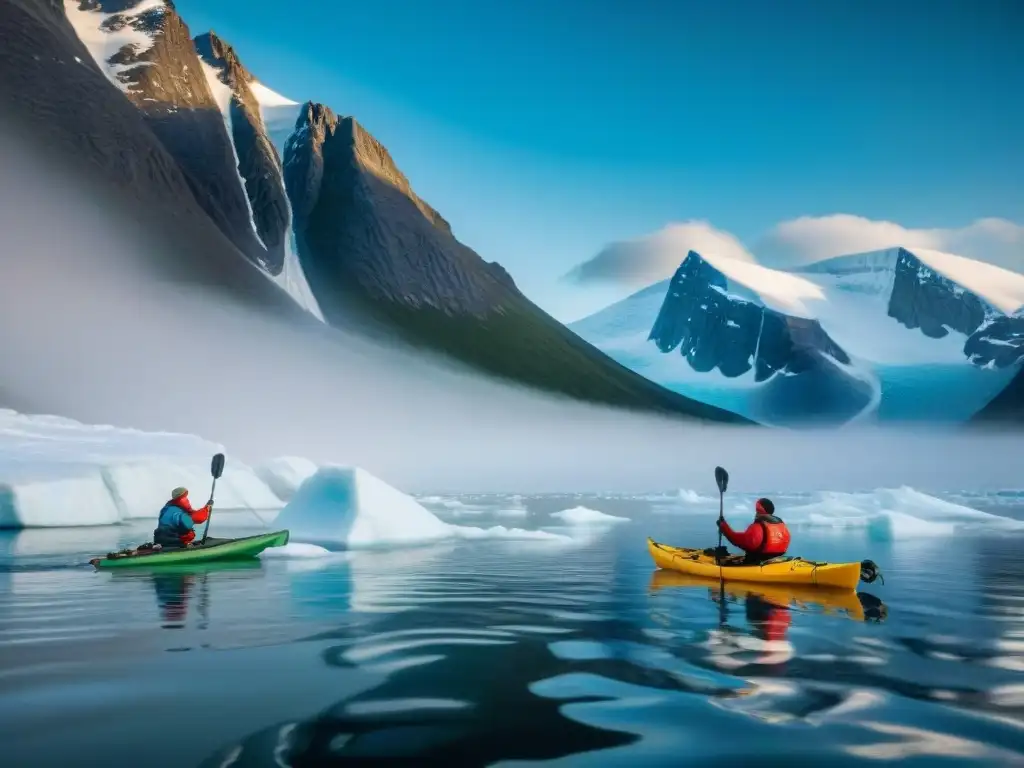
[647,537,862,590]
[648,568,866,621]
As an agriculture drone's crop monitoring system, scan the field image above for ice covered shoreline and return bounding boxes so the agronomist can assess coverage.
[1,409,1021,545]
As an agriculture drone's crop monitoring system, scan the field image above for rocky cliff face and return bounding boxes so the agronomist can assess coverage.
[194,30,289,274]
[887,247,989,339]
[64,0,270,270]
[649,252,853,380]
[283,102,510,318]
[647,252,873,424]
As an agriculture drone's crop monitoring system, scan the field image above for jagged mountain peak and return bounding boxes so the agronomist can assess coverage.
[194,30,252,88]
[292,102,452,235]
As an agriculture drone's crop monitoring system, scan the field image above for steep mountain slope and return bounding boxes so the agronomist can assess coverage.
[277,102,745,420]
[0,0,306,315]
[572,247,1024,425]
[62,0,277,272]
[1,0,743,423]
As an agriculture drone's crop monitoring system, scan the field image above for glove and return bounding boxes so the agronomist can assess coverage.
[206,499,215,510]
[716,518,726,529]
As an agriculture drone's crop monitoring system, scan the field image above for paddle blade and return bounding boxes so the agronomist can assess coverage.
[714,466,729,493]
[211,453,226,479]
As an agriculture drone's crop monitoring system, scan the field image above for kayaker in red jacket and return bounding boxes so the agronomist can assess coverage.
[153,487,212,548]
[718,497,791,564]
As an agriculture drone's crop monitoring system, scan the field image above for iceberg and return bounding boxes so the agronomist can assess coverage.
[273,466,453,548]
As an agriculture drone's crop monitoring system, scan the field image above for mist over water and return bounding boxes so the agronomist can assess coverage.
[0,123,1021,495]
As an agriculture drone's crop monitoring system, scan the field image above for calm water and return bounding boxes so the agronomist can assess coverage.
[1,495,1023,767]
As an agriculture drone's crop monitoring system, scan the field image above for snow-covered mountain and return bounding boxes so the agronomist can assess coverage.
[571,247,1024,425]
[0,0,742,423]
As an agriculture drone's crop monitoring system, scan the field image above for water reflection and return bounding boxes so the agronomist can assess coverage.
[108,560,264,630]
[648,569,886,628]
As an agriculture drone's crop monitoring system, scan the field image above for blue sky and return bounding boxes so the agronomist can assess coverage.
[175,0,1024,320]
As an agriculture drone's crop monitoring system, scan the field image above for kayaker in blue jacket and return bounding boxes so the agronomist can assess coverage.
[153,487,212,548]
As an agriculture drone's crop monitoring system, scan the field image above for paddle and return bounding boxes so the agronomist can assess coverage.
[714,465,730,628]
[714,465,729,557]
[200,453,225,545]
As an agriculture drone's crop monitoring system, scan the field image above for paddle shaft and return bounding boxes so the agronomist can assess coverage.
[201,476,218,545]
[717,485,726,623]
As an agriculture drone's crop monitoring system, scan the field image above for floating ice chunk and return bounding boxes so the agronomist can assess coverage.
[260,542,335,559]
[551,506,629,525]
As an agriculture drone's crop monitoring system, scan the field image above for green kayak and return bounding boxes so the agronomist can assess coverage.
[89,530,290,569]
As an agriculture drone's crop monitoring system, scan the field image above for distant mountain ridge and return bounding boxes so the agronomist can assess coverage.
[0,0,744,423]
[571,247,1024,425]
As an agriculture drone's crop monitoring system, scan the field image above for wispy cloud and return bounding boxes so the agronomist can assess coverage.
[755,215,1024,271]
[562,221,754,287]
[566,215,1024,286]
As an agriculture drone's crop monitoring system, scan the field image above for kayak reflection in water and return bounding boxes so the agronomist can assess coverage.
[650,570,887,667]
[153,486,213,549]
[153,572,197,628]
[717,497,792,564]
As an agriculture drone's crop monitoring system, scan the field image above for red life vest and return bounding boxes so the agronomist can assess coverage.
[755,514,791,556]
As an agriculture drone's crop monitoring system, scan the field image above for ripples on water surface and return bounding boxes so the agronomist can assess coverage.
[0,494,1023,767]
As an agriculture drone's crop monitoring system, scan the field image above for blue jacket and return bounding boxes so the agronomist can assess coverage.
[155,503,196,536]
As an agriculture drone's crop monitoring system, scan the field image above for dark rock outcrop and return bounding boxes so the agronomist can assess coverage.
[648,252,874,424]
[887,247,988,339]
[965,310,1024,369]
[194,30,289,274]
[649,252,853,380]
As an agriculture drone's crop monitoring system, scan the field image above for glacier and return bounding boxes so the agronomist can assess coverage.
[571,246,1024,425]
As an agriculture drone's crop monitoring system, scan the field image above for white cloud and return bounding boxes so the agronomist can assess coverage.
[566,214,1024,287]
[755,214,1024,272]
[563,221,755,287]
